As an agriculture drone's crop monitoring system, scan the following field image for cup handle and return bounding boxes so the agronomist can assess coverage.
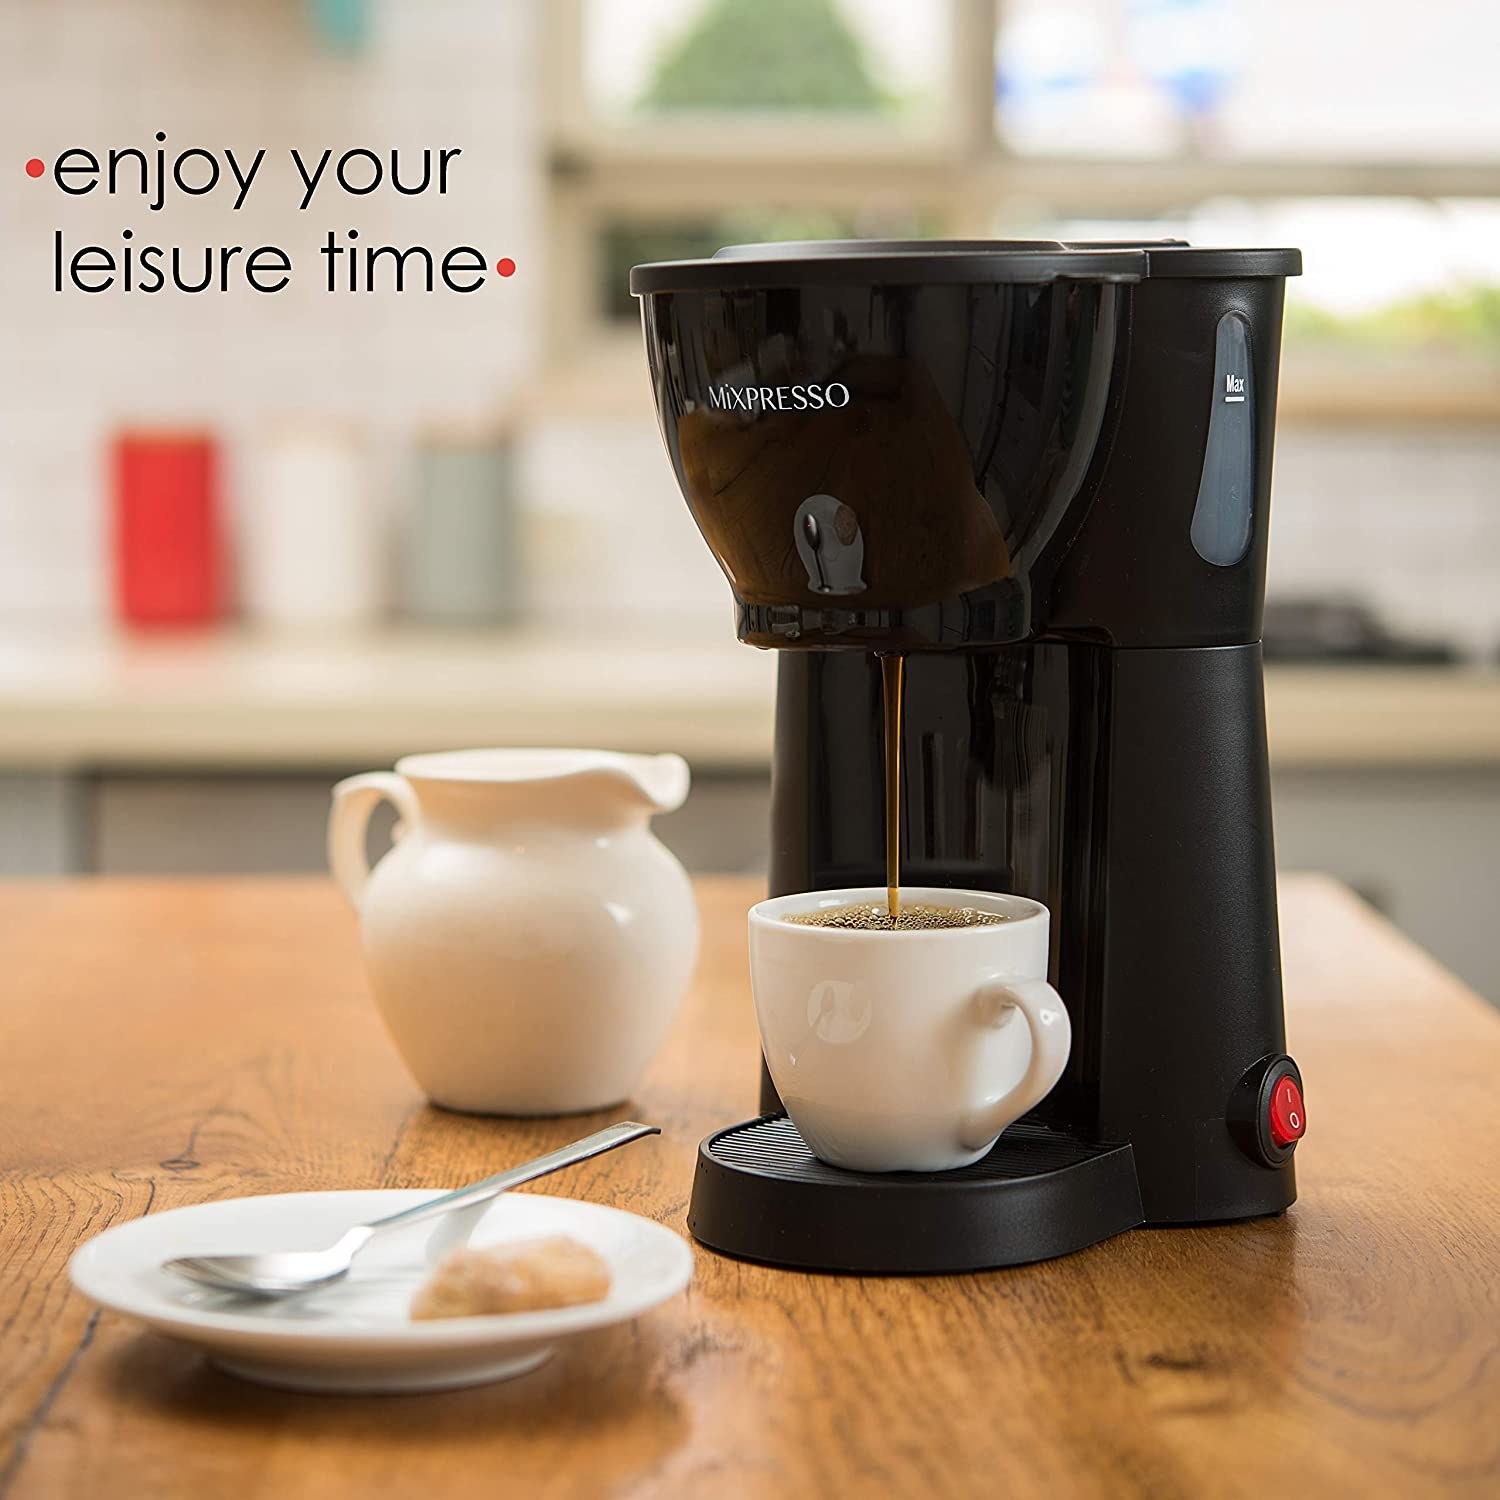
[327,772,420,909]
[959,979,1072,1152]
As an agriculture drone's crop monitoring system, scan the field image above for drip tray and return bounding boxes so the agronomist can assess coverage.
[689,1115,1144,1273]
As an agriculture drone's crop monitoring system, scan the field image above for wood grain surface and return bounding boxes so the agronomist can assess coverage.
[0,875,1497,1499]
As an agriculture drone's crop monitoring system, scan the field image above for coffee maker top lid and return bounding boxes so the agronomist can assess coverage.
[629,239,1301,294]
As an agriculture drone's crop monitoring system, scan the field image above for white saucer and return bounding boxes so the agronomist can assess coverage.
[69,1190,693,1393]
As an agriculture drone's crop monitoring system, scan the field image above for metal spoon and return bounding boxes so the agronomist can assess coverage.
[163,1120,659,1297]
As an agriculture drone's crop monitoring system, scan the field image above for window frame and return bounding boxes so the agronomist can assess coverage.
[543,0,1500,420]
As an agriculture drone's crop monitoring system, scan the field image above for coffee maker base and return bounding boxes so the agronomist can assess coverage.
[689,1115,1145,1273]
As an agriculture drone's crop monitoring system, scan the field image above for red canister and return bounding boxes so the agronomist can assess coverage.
[111,431,224,626]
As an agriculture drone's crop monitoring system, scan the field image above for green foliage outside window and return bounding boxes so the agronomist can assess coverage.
[1286,287,1500,357]
[640,0,892,113]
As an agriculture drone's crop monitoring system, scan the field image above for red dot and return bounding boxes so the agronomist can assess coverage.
[496,257,516,278]
[25,158,45,179]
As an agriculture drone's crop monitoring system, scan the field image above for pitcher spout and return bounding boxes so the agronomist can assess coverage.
[391,747,691,826]
[616,752,691,815]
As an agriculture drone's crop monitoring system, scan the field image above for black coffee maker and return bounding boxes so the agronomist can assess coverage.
[631,240,1306,1272]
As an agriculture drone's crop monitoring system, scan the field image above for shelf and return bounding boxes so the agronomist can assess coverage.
[0,630,1495,772]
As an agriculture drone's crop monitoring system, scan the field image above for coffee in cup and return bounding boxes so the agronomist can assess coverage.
[785,901,1008,931]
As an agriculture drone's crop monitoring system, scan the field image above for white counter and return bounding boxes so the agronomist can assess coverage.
[0,628,1496,770]
[0,629,775,770]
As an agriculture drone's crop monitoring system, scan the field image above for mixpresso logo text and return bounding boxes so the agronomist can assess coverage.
[707,382,851,413]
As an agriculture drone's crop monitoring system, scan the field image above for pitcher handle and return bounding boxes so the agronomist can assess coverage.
[959,979,1072,1152]
[328,772,420,909]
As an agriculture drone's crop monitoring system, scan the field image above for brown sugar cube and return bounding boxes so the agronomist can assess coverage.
[410,1235,612,1320]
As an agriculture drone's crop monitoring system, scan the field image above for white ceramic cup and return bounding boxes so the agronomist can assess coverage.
[749,887,1072,1173]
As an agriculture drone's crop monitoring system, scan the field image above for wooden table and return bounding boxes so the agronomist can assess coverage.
[2,877,1497,1499]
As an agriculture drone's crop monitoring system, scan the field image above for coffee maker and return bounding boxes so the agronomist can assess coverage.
[631,240,1305,1271]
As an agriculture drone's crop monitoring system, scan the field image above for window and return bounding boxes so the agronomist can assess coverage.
[547,0,1500,416]
[581,0,952,139]
[995,0,1500,161]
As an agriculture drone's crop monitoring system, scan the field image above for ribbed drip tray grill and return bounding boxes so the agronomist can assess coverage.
[709,1114,1119,1183]
[690,1114,1144,1272]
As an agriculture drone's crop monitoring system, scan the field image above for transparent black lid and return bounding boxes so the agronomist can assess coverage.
[629,238,1301,294]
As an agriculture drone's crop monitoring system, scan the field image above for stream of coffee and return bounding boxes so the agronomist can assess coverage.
[880,652,905,922]
[787,651,1011,933]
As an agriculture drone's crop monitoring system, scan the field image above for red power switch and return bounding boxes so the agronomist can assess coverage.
[1268,1073,1306,1148]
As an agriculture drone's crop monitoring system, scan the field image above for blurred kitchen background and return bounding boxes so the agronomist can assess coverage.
[1,0,1497,996]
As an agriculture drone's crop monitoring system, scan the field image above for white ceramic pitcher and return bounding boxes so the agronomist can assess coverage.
[328,749,698,1115]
